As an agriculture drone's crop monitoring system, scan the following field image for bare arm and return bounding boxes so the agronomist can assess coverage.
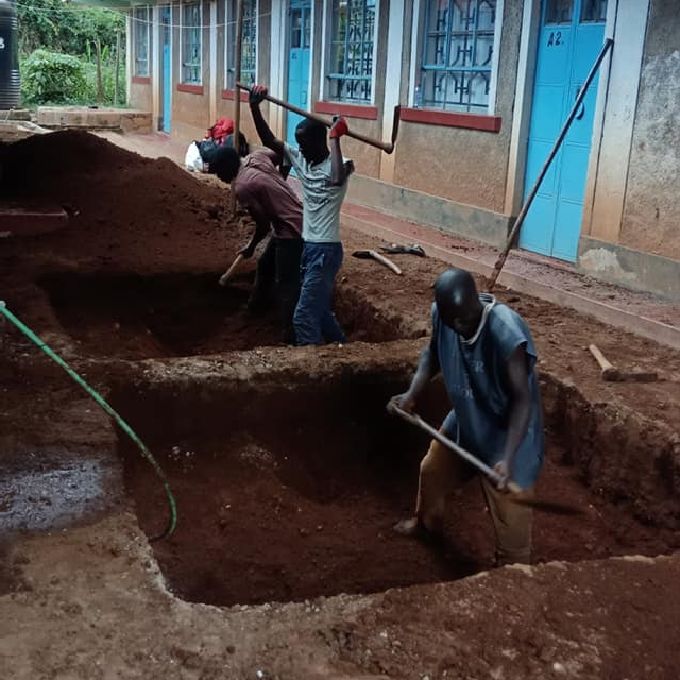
[388,338,440,413]
[496,345,532,486]
[249,101,285,158]
[329,137,347,187]
[240,205,271,258]
[329,117,349,187]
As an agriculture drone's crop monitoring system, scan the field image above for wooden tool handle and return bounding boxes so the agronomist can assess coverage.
[218,253,244,286]
[236,82,398,154]
[369,250,402,275]
[589,344,614,373]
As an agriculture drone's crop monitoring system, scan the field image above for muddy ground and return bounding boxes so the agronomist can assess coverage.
[1,131,680,679]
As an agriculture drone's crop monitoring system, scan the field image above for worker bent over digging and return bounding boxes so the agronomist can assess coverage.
[211,144,303,344]
[249,84,353,345]
[388,269,544,566]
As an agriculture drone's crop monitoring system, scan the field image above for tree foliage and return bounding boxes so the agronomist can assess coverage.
[17,0,125,56]
[17,1,126,106]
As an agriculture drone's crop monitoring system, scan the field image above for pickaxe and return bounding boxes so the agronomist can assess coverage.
[588,344,658,382]
[390,405,582,516]
[236,82,401,154]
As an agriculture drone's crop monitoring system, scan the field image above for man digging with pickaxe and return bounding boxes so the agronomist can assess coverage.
[211,144,303,345]
[248,84,353,346]
[388,268,544,566]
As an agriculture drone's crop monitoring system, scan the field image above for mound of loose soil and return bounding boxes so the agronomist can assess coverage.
[0,131,248,272]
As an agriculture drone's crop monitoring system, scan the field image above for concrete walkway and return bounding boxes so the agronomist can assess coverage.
[96,131,680,349]
[341,203,680,349]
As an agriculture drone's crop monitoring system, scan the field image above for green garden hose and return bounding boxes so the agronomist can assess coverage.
[0,301,177,540]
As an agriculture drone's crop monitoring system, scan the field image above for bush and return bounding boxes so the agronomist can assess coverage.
[21,49,87,105]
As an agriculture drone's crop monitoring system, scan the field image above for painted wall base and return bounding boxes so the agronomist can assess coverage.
[578,236,680,300]
[346,174,510,247]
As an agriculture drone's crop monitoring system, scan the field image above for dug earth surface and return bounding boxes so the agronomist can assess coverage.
[1,132,679,679]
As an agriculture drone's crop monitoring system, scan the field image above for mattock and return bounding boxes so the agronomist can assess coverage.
[390,405,583,516]
[237,82,401,154]
[588,344,658,382]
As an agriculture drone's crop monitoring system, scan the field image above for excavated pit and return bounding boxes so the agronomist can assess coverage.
[115,371,680,608]
[40,272,408,358]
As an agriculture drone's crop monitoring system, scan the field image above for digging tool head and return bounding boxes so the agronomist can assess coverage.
[379,243,426,257]
[602,368,658,383]
[509,497,585,516]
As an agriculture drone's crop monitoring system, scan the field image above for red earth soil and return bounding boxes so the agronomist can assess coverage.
[119,377,680,608]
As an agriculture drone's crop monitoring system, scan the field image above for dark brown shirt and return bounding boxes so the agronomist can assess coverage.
[233,148,303,240]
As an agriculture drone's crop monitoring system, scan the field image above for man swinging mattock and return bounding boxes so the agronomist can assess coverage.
[388,268,544,566]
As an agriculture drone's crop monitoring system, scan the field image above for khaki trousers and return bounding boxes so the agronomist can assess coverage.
[416,437,533,565]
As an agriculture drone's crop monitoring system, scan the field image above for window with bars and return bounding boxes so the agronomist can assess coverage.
[580,0,607,22]
[181,2,202,84]
[133,5,150,77]
[545,0,572,23]
[326,0,377,104]
[225,0,257,90]
[419,0,497,113]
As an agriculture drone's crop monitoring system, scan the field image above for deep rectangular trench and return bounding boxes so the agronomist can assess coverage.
[114,370,680,608]
[39,272,411,359]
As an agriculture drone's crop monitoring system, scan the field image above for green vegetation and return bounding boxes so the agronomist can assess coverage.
[17,0,126,106]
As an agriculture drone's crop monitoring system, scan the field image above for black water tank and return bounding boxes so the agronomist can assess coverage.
[0,0,20,109]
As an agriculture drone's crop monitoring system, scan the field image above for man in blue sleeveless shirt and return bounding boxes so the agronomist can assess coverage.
[389,268,544,565]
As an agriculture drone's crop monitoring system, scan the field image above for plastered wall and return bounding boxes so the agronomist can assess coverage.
[619,0,680,260]
[391,0,524,213]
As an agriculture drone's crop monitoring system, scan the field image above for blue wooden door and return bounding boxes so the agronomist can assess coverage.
[286,0,311,146]
[161,5,172,133]
[520,0,608,261]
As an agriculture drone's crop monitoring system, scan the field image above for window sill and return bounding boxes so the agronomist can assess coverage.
[221,89,249,102]
[176,83,204,95]
[400,107,502,133]
[132,75,151,85]
[314,101,379,120]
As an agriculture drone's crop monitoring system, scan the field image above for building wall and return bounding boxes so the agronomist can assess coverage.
[391,0,523,213]
[129,0,522,205]
[169,1,212,140]
[618,0,680,260]
[130,81,153,112]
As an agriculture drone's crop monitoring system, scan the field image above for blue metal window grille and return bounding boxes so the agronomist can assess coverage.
[327,0,376,104]
[420,0,497,113]
[133,6,150,77]
[181,2,202,84]
[226,0,257,89]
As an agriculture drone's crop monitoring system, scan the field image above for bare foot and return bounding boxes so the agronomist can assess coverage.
[393,517,423,537]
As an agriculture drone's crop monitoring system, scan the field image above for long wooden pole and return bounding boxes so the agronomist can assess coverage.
[231,0,244,210]
[487,38,614,291]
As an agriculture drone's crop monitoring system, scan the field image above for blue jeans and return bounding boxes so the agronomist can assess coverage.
[293,241,346,345]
